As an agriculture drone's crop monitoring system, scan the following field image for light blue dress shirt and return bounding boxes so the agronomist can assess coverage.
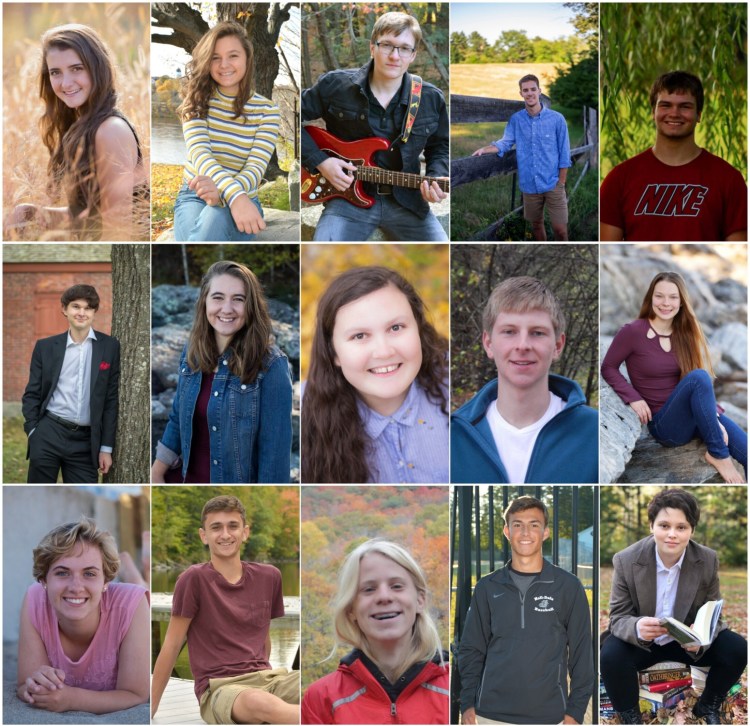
[358,381,449,484]
[493,106,572,194]
[654,544,686,645]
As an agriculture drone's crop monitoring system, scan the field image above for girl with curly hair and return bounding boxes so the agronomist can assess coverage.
[602,270,747,483]
[302,266,448,484]
[174,20,280,241]
[6,23,148,241]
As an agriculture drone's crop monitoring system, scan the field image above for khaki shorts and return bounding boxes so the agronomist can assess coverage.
[199,668,300,724]
[523,184,568,226]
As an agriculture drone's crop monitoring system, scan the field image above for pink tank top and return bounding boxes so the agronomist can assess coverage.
[26,581,147,690]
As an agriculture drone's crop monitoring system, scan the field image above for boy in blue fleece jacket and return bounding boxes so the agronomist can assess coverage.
[451,276,598,483]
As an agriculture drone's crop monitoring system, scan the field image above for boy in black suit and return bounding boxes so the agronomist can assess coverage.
[22,284,120,483]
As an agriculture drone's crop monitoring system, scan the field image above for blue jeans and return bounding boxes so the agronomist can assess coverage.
[648,369,748,472]
[174,185,263,242]
[313,196,448,241]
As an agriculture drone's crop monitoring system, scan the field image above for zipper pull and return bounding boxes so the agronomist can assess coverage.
[391,702,397,718]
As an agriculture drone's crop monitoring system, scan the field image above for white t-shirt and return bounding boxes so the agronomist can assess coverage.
[486,392,565,483]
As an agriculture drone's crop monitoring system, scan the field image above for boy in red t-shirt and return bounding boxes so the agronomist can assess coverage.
[151,495,299,724]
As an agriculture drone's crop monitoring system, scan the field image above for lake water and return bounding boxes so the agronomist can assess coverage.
[152,562,300,676]
[152,119,186,166]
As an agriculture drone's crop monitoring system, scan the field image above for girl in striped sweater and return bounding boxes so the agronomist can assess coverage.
[175,21,280,241]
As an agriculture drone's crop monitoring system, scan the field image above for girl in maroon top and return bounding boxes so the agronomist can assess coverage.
[602,271,746,483]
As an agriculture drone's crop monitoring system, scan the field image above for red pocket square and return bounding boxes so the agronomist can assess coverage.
[100,361,111,371]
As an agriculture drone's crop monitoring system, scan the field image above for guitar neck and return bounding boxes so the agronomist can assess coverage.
[355,165,449,192]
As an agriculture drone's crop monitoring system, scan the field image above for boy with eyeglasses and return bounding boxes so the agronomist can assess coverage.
[301,11,449,241]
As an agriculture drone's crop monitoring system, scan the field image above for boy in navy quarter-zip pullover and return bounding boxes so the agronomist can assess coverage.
[458,496,594,725]
[451,276,598,483]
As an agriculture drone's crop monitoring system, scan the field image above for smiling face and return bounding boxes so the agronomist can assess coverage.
[503,507,549,559]
[199,510,249,562]
[651,280,681,326]
[47,46,92,109]
[370,30,416,83]
[519,80,540,110]
[651,507,693,566]
[205,273,248,350]
[62,298,96,336]
[210,34,248,95]
[653,90,701,140]
[43,542,106,626]
[331,284,423,416]
[483,309,565,394]
[350,552,424,653]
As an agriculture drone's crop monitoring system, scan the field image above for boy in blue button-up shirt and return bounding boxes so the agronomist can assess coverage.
[473,74,571,240]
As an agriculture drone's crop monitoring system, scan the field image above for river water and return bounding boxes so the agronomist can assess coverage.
[152,118,186,166]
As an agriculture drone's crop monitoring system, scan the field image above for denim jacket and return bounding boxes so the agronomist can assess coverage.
[301,61,449,220]
[156,345,292,483]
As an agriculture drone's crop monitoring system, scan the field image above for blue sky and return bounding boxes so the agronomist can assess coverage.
[451,3,577,42]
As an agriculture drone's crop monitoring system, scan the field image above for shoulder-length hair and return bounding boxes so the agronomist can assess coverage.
[178,20,255,121]
[301,266,448,483]
[331,539,443,676]
[637,271,714,377]
[39,24,118,224]
[33,517,120,584]
[187,260,273,384]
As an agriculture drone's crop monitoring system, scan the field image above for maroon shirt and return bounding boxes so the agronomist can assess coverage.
[601,318,682,414]
[172,561,284,699]
[185,372,214,483]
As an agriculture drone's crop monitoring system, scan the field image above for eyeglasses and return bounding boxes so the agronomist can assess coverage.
[374,41,415,58]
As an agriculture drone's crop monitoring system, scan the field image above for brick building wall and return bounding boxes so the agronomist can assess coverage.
[4,262,113,401]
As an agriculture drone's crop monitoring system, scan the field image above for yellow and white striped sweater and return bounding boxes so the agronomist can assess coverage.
[183,88,280,207]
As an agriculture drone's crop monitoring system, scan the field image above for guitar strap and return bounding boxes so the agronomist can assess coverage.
[391,74,423,150]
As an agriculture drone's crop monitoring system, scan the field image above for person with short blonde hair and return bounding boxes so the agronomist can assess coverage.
[17,517,149,713]
[452,276,598,483]
[301,539,448,724]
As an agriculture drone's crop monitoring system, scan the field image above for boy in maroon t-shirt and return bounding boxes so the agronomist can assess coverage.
[151,495,299,724]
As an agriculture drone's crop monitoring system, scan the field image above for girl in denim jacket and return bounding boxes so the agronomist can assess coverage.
[152,260,292,483]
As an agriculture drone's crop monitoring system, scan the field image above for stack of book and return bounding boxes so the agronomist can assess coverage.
[637,661,692,713]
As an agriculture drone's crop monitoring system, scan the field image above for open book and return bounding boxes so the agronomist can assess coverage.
[659,600,723,647]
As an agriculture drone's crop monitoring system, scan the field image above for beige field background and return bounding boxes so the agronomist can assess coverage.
[450,62,565,98]
[3,3,151,240]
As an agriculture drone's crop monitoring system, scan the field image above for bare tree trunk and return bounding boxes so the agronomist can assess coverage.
[310,3,340,71]
[301,14,312,89]
[401,2,448,86]
[106,245,151,484]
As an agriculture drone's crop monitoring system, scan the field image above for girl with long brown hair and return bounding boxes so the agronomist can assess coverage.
[6,23,148,240]
[174,20,280,241]
[302,266,448,484]
[602,271,746,482]
[151,260,292,483]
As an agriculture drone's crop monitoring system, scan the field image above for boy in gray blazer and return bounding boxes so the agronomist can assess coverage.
[601,488,746,724]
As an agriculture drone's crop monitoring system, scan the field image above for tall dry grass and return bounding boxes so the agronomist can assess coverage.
[3,3,151,240]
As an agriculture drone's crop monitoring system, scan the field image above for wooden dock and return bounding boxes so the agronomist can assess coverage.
[152,677,204,725]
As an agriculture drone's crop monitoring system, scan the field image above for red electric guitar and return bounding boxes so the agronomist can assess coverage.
[301,126,450,208]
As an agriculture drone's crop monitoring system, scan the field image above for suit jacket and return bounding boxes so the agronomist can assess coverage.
[22,330,120,467]
[609,535,724,657]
